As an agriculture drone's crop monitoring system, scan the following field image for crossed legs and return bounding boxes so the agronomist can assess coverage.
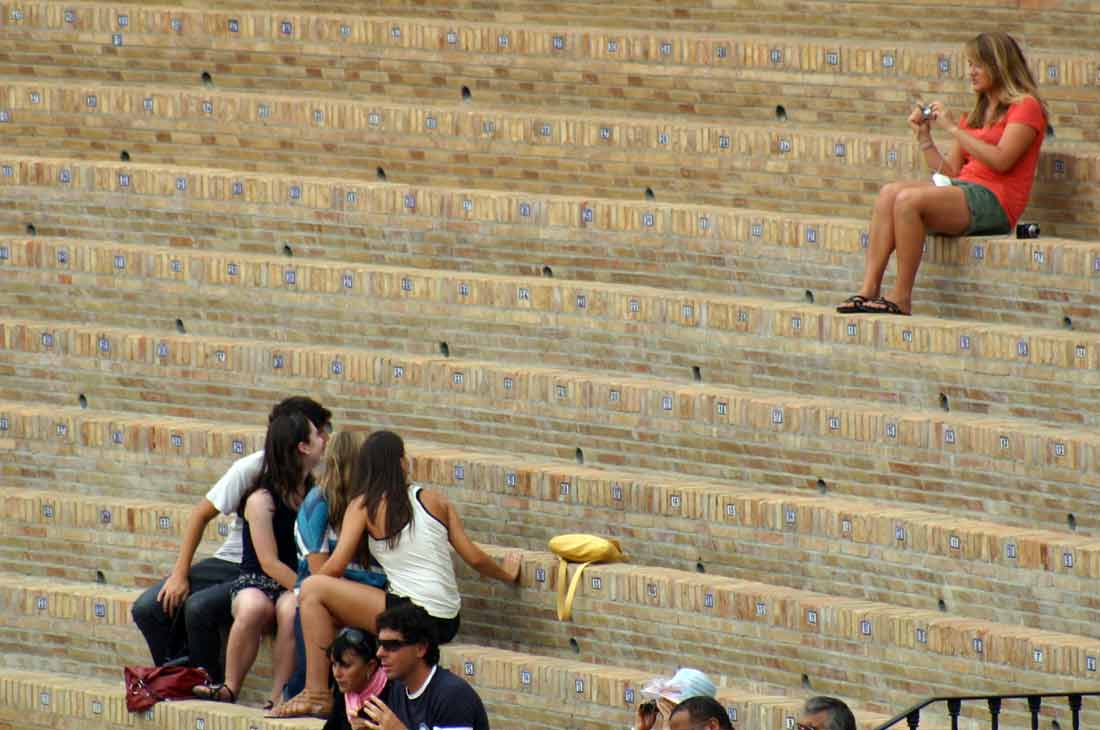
[854,180,971,314]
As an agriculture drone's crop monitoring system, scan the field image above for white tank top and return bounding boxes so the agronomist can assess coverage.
[368,485,460,619]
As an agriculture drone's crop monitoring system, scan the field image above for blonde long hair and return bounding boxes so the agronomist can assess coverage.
[964,32,1047,128]
[319,430,368,534]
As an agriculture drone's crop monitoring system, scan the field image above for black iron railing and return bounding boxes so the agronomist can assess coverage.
[874,691,1100,730]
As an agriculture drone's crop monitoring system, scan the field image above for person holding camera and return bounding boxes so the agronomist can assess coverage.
[634,667,718,730]
[837,32,1047,316]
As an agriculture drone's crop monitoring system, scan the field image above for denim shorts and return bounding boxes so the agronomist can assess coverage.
[951,180,1011,236]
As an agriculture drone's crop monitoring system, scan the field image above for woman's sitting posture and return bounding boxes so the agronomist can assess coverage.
[839,32,1046,316]
[192,411,324,707]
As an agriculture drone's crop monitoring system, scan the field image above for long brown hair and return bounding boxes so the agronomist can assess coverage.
[237,411,314,516]
[319,430,368,533]
[353,430,412,549]
[964,32,1047,128]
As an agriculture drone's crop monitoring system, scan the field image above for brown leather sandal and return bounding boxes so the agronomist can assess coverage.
[265,688,332,718]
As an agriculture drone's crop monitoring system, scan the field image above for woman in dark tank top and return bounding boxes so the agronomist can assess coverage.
[192,411,326,709]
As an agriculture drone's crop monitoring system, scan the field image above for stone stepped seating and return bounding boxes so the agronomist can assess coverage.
[3,415,1100,641]
[3,0,1098,727]
[0,487,1080,727]
[2,641,799,730]
[2,158,1099,329]
[0,501,915,730]
[0,668,313,730]
[0,304,1097,525]
[27,0,1100,50]
[2,237,1099,426]
[0,79,1095,232]
[0,7,1096,136]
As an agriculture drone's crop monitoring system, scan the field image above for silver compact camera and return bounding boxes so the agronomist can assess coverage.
[921,105,934,120]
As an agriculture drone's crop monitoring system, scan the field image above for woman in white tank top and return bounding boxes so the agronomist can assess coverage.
[271,430,521,719]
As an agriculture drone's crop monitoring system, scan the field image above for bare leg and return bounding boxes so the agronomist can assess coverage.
[858,180,930,299]
[269,591,298,705]
[223,588,275,697]
[298,575,387,693]
[875,185,971,314]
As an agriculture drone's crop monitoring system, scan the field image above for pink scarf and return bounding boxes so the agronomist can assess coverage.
[345,665,388,722]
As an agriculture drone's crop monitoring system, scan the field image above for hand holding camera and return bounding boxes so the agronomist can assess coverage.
[635,700,659,730]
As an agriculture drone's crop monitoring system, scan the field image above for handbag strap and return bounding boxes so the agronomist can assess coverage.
[556,557,594,621]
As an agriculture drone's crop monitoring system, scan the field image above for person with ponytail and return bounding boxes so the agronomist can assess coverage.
[270,430,521,718]
[193,411,325,708]
[838,32,1047,316]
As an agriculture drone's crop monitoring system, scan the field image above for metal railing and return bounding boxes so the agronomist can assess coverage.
[874,691,1100,730]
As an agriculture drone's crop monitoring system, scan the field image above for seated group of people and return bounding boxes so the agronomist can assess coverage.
[131,396,519,727]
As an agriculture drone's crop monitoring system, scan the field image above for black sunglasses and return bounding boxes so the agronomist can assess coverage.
[377,637,417,652]
[336,627,375,651]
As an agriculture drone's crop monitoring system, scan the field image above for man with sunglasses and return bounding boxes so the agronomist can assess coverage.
[796,696,856,730]
[667,696,734,730]
[358,602,489,730]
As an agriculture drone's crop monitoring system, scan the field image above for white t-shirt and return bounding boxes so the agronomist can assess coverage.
[206,450,264,563]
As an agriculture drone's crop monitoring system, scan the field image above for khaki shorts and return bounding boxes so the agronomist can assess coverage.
[951,180,1011,236]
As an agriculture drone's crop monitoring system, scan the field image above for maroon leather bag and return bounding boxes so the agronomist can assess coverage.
[123,665,212,712]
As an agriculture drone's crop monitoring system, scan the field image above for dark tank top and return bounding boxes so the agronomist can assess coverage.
[240,488,299,577]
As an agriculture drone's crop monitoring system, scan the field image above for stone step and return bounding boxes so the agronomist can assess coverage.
[19,0,1099,51]
[0,79,1094,229]
[0,303,1095,525]
[0,323,1095,529]
[2,156,1100,325]
[1,5,1095,87]
[0,14,1096,140]
[3,240,1100,427]
[460,546,1097,723]
[4,428,1099,639]
[0,577,901,729]
[0,563,1068,727]
[0,329,1095,529]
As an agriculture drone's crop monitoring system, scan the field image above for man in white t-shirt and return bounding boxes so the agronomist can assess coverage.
[130,397,332,683]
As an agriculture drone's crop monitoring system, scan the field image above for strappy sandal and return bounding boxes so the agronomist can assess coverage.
[192,683,236,703]
[836,295,869,314]
[265,688,332,719]
[861,297,911,316]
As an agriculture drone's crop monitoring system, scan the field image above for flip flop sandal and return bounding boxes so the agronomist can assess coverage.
[836,295,869,313]
[862,297,911,316]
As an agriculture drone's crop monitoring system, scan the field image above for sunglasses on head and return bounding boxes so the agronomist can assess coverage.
[377,637,417,652]
[336,627,374,650]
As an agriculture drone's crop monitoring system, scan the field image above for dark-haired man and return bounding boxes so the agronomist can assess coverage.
[669,696,735,730]
[359,602,489,730]
[130,396,332,683]
[797,696,857,730]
